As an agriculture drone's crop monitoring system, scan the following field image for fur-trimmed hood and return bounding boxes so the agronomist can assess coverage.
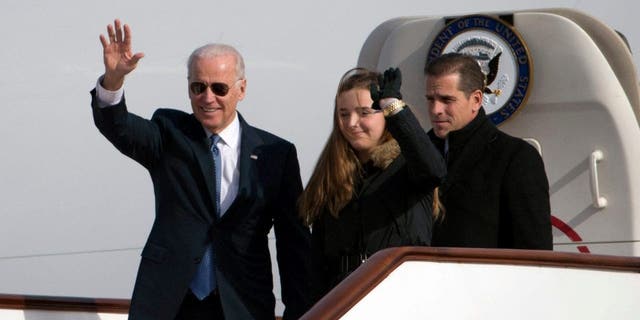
[369,138,400,169]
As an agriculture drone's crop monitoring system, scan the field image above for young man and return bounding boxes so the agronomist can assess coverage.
[424,53,552,249]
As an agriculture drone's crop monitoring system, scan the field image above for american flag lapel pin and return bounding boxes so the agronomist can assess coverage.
[250,154,258,160]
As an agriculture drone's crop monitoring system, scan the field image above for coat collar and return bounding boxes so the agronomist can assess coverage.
[428,107,488,153]
[357,139,402,199]
[369,138,400,169]
[428,107,492,160]
[428,107,497,193]
[448,107,488,149]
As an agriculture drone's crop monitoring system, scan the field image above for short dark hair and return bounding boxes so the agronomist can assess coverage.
[424,53,485,97]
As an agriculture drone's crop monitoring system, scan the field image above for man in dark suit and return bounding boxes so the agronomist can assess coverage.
[424,53,552,249]
[91,19,311,319]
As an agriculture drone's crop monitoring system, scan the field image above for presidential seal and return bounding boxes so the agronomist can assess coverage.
[426,15,532,125]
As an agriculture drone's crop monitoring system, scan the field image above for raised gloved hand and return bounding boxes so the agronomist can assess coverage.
[369,67,403,110]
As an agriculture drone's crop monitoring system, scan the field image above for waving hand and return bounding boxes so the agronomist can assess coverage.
[99,19,145,90]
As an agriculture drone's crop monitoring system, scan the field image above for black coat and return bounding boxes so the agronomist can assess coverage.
[429,108,552,249]
[91,91,311,320]
[311,108,446,299]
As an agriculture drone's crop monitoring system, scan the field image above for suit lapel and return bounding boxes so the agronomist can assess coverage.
[224,114,263,216]
[184,115,217,223]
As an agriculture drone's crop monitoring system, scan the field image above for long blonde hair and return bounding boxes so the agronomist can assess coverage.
[299,68,389,225]
[298,68,442,225]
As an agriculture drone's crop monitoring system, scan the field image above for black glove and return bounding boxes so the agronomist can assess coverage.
[369,67,403,110]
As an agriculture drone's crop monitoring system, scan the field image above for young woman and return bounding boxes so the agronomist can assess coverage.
[299,67,446,300]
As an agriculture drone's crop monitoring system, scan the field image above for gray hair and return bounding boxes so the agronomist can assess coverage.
[187,43,245,79]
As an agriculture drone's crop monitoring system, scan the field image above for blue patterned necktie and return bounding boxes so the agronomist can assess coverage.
[211,135,222,216]
[190,134,221,300]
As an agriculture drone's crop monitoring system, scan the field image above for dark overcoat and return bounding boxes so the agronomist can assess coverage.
[429,108,552,249]
[311,108,446,299]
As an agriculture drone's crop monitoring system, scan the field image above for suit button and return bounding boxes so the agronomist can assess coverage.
[194,257,202,264]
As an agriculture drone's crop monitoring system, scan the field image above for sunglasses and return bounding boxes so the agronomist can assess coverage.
[189,79,242,97]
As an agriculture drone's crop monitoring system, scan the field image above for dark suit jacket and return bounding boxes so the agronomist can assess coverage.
[91,90,311,320]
